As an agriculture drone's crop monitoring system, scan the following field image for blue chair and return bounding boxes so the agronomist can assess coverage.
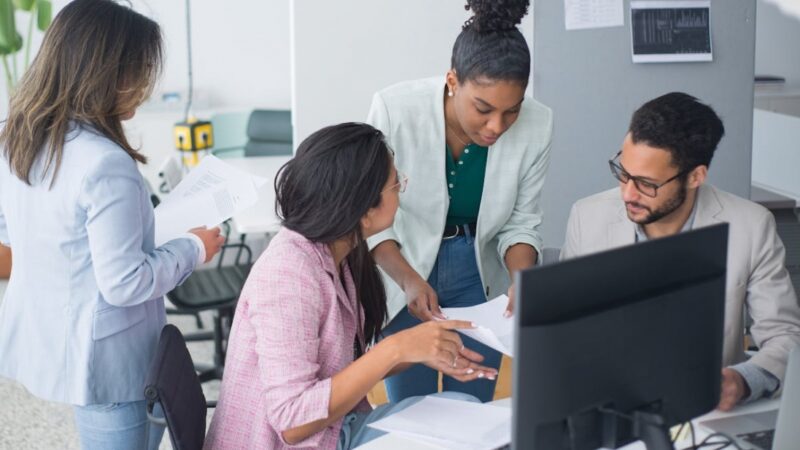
[213,109,292,157]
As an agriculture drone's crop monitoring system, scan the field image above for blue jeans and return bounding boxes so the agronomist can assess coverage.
[337,391,480,449]
[382,234,503,403]
[74,400,165,450]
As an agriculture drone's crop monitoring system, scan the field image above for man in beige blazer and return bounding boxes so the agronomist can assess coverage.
[562,93,800,411]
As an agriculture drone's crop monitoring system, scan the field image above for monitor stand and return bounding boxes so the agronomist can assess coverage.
[631,410,673,450]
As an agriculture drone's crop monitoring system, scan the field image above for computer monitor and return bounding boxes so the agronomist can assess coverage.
[513,223,729,450]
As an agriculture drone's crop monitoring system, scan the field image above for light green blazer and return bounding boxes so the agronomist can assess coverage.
[366,76,553,320]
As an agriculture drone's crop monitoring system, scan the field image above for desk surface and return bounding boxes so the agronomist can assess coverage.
[223,155,292,235]
[357,396,781,450]
[751,185,797,210]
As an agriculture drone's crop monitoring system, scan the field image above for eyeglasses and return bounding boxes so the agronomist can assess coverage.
[608,151,688,198]
[382,172,408,194]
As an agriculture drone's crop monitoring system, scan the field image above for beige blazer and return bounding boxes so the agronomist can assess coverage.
[562,184,800,382]
[366,77,553,319]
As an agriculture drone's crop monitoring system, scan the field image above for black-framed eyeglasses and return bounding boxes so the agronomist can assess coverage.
[608,151,688,198]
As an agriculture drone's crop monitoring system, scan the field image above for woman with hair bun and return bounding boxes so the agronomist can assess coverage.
[367,0,552,403]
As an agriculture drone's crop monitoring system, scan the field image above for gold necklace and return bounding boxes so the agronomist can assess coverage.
[446,124,471,148]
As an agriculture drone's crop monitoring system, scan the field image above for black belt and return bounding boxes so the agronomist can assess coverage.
[442,222,477,240]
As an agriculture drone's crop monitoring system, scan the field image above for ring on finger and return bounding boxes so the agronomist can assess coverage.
[452,356,458,368]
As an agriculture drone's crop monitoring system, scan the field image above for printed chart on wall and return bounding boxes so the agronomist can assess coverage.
[630,0,712,63]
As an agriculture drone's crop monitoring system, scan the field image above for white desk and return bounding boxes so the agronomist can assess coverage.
[221,155,292,235]
[356,396,781,449]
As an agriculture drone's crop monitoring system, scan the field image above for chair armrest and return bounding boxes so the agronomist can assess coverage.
[221,242,253,266]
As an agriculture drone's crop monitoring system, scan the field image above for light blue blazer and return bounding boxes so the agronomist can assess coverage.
[0,125,199,406]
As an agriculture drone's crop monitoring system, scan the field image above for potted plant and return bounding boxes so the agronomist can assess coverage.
[0,0,51,95]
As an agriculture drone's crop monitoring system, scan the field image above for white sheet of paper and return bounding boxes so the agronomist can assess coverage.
[565,0,624,30]
[367,396,511,450]
[441,295,514,356]
[153,155,263,246]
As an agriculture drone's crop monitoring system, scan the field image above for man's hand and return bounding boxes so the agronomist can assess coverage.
[717,367,750,411]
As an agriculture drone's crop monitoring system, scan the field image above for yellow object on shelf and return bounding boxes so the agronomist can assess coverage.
[174,116,214,167]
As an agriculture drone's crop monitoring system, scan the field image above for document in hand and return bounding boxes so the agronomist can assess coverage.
[367,396,511,450]
[441,295,514,356]
[153,155,268,246]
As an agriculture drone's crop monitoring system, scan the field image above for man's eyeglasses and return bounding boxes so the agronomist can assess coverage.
[382,172,408,194]
[608,151,687,198]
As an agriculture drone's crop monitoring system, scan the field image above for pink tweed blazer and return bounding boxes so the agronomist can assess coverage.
[204,228,370,449]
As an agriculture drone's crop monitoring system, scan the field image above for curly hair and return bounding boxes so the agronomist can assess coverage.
[629,92,725,173]
[451,0,530,84]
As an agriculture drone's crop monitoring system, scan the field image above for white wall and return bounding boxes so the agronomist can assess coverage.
[291,0,534,145]
[1,1,291,114]
[752,109,800,200]
[756,0,800,86]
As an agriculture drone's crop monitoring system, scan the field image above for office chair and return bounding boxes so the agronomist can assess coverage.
[212,109,292,157]
[145,324,215,450]
[744,208,800,351]
[774,209,800,299]
[165,235,253,382]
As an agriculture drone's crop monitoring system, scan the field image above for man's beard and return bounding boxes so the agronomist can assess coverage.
[626,181,688,225]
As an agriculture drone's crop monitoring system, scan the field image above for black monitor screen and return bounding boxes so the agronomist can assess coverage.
[513,224,728,449]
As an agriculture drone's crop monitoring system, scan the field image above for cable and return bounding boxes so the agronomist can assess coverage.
[183,0,193,121]
[680,431,744,450]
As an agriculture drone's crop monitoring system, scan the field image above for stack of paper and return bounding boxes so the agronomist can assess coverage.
[441,295,514,356]
[367,396,511,450]
[153,155,268,246]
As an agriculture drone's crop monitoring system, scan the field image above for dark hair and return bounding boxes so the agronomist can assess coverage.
[451,0,530,85]
[275,123,390,343]
[1,0,162,185]
[629,92,725,173]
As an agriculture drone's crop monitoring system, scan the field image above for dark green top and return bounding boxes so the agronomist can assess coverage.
[445,143,489,227]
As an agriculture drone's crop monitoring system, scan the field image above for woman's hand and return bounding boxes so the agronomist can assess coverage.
[189,226,225,263]
[403,275,446,321]
[390,320,497,382]
[504,284,515,317]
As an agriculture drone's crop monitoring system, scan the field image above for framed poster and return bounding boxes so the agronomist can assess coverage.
[630,1,712,63]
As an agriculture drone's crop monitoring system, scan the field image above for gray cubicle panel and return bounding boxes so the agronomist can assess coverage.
[534,0,756,247]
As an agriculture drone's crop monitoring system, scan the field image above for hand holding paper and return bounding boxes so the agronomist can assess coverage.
[153,155,267,246]
[441,295,514,356]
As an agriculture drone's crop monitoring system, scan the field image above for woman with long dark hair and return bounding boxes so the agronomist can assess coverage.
[204,123,496,449]
[0,1,223,448]
[367,0,552,402]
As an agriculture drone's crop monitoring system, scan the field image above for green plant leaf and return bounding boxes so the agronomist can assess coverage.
[36,0,49,31]
[0,0,17,51]
[12,0,33,12]
[0,32,21,56]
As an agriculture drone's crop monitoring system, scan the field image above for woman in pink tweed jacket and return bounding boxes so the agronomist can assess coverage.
[204,123,497,450]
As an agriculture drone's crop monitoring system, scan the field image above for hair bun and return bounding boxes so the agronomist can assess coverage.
[464,0,529,33]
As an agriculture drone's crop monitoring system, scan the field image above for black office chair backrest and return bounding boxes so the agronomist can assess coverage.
[774,209,800,297]
[244,109,292,157]
[145,324,208,450]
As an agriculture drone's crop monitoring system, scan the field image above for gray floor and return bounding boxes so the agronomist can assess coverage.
[0,285,222,450]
